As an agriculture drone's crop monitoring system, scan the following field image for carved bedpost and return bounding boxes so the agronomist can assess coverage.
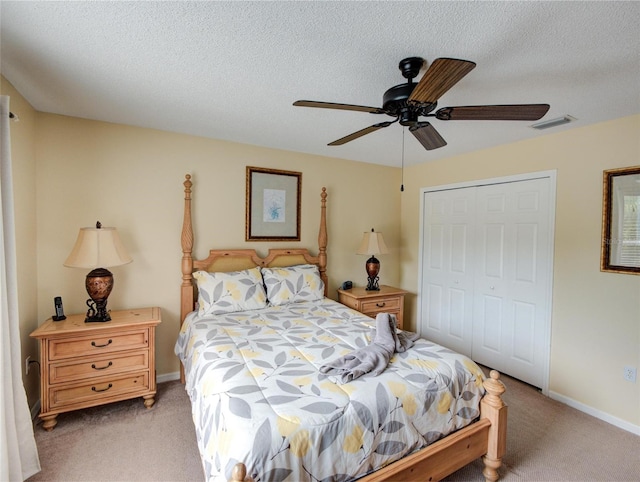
[481,370,507,482]
[180,174,194,384]
[318,187,328,296]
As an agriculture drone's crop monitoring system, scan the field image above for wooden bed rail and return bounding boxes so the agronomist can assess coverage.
[227,371,507,482]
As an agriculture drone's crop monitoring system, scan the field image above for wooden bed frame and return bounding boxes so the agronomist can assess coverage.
[179,174,507,482]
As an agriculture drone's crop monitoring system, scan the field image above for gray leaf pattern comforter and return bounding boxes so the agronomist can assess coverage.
[175,298,485,482]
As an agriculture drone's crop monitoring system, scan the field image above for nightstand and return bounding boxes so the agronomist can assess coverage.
[337,285,407,329]
[30,307,161,431]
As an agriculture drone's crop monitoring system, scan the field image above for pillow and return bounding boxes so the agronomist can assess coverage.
[262,264,325,306]
[193,267,267,315]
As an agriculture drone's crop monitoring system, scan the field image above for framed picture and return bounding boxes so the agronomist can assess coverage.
[246,166,302,241]
[601,165,640,274]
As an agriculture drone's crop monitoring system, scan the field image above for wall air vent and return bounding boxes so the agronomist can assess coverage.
[530,115,576,130]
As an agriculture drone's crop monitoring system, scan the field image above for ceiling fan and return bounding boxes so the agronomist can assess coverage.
[293,57,550,151]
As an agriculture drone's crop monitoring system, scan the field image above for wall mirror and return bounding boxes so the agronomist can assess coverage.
[601,166,640,274]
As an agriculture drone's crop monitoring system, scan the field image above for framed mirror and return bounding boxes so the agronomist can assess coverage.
[601,166,640,274]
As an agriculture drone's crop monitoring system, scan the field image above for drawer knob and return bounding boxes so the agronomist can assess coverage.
[91,361,113,371]
[91,383,113,393]
[91,339,112,348]
[376,302,386,308]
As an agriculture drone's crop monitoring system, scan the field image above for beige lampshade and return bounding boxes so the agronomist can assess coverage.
[64,224,132,269]
[356,229,389,256]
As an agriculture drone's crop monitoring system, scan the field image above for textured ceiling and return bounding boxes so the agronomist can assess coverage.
[1,1,639,167]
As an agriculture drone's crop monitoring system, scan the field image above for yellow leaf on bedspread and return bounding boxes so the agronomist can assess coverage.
[294,376,312,386]
[304,273,320,290]
[320,381,355,396]
[293,351,315,362]
[292,318,312,327]
[226,282,241,300]
[343,425,364,453]
[289,430,311,457]
[437,392,452,414]
[387,381,407,398]
[277,415,301,437]
[239,349,259,359]
[464,359,485,387]
[408,359,440,370]
[402,393,417,416]
[387,381,417,416]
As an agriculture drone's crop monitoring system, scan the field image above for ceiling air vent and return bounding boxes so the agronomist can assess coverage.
[530,115,576,130]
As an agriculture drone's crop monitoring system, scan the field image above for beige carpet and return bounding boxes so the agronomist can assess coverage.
[27,374,640,482]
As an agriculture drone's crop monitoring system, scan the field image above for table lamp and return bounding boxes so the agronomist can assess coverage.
[64,221,132,322]
[356,228,389,291]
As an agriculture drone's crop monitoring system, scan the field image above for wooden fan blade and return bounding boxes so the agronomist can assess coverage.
[328,121,394,146]
[410,122,447,150]
[408,58,476,104]
[294,100,384,114]
[435,104,551,121]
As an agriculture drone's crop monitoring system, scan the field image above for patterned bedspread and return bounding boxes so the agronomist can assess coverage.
[175,298,485,482]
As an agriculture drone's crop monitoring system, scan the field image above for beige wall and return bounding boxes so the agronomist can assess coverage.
[399,115,640,427]
[1,77,40,409]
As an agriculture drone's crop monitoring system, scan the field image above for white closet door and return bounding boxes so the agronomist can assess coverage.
[420,187,477,355]
[420,175,553,389]
[472,178,551,387]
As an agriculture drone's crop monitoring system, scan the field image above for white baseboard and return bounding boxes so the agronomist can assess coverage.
[549,390,640,436]
[158,371,181,383]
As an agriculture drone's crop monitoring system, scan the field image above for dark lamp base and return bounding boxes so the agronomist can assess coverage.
[365,277,381,291]
[365,255,381,291]
[85,268,113,323]
[85,299,111,322]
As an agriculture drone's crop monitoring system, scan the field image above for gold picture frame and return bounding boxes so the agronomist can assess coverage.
[246,166,302,241]
[601,165,640,274]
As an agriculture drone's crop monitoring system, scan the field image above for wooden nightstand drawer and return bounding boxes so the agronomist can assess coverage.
[48,372,149,410]
[360,297,401,314]
[49,351,149,384]
[48,329,149,360]
[339,296,359,311]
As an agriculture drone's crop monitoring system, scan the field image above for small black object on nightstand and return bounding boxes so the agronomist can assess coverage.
[52,296,66,321]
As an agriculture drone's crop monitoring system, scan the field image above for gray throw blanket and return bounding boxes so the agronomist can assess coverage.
[319,313,419,383]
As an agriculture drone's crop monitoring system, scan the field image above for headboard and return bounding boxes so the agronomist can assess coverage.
[180,174,328,329]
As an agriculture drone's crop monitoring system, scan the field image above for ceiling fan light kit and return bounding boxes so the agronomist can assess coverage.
[294,56,551,151]
[530,115,577,130]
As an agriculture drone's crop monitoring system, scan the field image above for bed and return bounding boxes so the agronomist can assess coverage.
[176,174,507,482]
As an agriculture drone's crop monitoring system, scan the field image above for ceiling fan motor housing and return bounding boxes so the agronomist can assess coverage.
[382,83,437,125]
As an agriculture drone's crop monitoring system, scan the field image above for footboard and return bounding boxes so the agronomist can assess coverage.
[228,371,507,482]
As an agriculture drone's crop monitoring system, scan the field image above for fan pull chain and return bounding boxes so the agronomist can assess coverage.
[400,127,405,192]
